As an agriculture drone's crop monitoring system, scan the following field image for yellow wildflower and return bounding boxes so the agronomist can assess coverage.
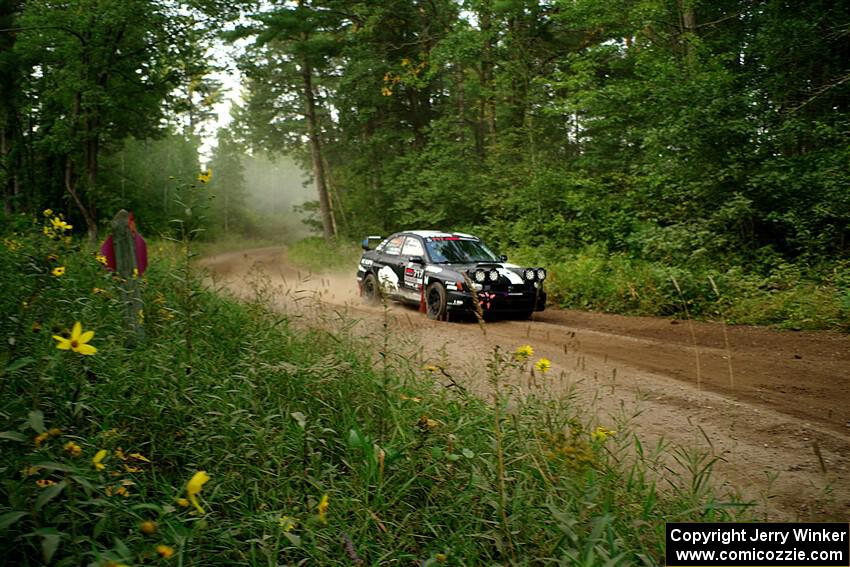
[400,394,422,402]
[140,520,157,535]
[51,266,65,277]
[514,344,534,361]
[95,254,107,265]
[175,497,190,507]
[534,358,551,373]
[186,470,210,514]
[436,554,448,562]
[47,428,62,437]
[317,493,329,524]
[381,86,393,96]
[53,321,97,355]
[92,287,106,294]
[92,449,108,471]
[43,208,53,217]
[42,226,55,238]
[132,267,139,278]
[423,364,439,373]
[34,432,50,447]
[197,169,212,184]
[417,415,438,430]
[63,441,82,457]
[4,238,22,251]
[36,479,56,488]
[21,465,41,477]
[156,544,175,559]
[129,452,150,462]
[591,426,617,442]
[124,464,143,473]
[105,484,129,497]
[278,516,297,532]
[51,217,72,231]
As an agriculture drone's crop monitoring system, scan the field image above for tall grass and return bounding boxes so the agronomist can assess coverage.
[510,244,850,331]
[1,217,749,565]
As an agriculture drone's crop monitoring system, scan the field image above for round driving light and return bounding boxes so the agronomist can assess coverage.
[488,269,499,282]
[536,268,546,281]
[474,269,487,283]
[524,268,535,281]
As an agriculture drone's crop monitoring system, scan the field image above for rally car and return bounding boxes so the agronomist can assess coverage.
[356,231,546,321]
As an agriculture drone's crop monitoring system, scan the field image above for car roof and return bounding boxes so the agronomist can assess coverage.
[402,230,478,239]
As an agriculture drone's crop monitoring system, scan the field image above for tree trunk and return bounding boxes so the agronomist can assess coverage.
[479,0,497,146]
[64,155,97,239]
[680,0,698,63]
[300,58,334,242]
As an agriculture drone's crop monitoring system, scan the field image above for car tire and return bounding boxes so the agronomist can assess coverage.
[362,273,380,305]
[517,309,534,320]
[425,282,448,321]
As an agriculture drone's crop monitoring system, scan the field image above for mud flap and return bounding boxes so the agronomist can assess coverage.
[419,284,426,313]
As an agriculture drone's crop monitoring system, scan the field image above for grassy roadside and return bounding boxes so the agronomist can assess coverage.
[0,218,749,565]
[510,245,850,332]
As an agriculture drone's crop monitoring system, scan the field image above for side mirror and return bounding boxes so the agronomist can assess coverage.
[362,235,383,251]
[499,254,508,262]
[408,256,424,264]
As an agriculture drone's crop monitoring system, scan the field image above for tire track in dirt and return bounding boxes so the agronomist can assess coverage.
[200,246,850,522]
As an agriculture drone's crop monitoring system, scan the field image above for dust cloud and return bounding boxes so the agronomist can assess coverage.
[241,152,314,240]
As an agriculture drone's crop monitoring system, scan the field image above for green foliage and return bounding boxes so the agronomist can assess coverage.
[511,245,850,331]
[286,236,360,273]
[0,209,749,564]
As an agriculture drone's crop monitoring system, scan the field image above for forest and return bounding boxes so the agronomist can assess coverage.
[2,0,849,327]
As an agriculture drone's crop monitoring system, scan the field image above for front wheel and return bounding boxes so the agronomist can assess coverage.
[425,282,448,321]
[362,273,380,305]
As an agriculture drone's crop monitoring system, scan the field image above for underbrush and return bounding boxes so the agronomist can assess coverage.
[286,236,360,273]
[1,218,748,565]
[511,245,850,331]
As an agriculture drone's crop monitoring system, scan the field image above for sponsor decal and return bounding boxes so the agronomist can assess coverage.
[404,263,424,288]
[377,265,399,291]
[497,267,524,285]
[360,258,374,267]
[425,265,443,274]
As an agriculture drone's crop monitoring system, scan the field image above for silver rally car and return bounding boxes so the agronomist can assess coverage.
[356,230,547,321]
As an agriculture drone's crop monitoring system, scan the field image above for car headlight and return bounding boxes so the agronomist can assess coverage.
[523,268,535,281]
[474,269,487,283]
[536,268,546,281]
[488,269,499,282]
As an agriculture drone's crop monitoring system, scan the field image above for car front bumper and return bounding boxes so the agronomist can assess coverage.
[446,289,546,314]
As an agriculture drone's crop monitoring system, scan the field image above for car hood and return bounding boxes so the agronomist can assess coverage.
[426,262,529,284]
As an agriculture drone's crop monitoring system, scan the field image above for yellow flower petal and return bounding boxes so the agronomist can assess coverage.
[93,449,107,471]
[76,343,97,355]
[78,330,94,343]
[53,336,71,350]
[71,322,82,341]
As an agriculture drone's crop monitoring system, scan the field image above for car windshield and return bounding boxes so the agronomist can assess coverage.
[425,237,500,264]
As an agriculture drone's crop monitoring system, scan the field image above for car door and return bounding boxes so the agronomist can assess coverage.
[400,236,426,299]
[375,234,405,296]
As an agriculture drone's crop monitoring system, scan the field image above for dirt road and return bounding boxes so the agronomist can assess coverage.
[200,247,850,522]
